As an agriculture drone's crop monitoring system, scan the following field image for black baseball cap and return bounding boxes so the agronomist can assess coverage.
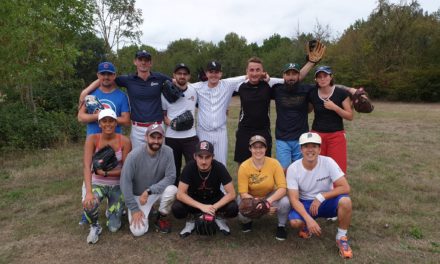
[174,63,190,74]
[195,140,214,156]
[135,50,152,59]
[206,60,222,71]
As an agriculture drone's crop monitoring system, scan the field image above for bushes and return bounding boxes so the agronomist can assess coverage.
[0,103,83,149]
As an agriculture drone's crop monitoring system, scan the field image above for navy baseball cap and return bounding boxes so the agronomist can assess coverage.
[174,63,190,74]
[206,61,222,71]
[135,50,152,59]
[97,62,116,74]
[315,66,333,77]
[195,140,214,155]
[283,63,300,73]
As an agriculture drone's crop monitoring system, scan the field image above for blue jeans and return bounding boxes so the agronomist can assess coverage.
[276,139,302,169]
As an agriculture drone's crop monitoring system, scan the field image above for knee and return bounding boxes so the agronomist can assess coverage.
[108,215,122,233]
[223,201,238,218]
[171,201,188,219]
[338,197,352,211]
[289,219,304,229]
[130,224,148,237]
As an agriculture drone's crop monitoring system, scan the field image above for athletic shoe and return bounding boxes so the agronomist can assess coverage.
[275,226,287,241]
[179,220,195,238]
[79,212,88,226]
[241,221,253,233]
[327,217,338,222]
[155,215,171,233]
[298,227,312,239]
[215,217,230,235]
[87,223,102,244]
[336,236,353,259]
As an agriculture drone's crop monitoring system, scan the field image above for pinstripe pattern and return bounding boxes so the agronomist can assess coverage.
[192,76,246,166]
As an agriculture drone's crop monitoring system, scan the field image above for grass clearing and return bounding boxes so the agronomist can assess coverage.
[1,99,439,263]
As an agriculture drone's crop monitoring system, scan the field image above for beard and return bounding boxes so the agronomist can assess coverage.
[148,142,162,151]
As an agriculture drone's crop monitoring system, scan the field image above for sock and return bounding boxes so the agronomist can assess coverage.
[336,228,348,240]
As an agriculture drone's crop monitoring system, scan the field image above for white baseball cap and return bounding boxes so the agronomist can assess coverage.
[98,108,117,121]
[299,132,322,145]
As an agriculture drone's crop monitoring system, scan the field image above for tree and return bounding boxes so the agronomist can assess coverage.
[93,0,143,54]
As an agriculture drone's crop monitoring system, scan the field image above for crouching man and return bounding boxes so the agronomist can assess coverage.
[120,124,177,236]
[286,132,353,259]
[172,140,238,237]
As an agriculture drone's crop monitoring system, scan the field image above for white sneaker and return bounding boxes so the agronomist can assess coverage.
[215,217,230,235]
[87,223,102,244]
[327,217,338,222]
[179,220,195,238]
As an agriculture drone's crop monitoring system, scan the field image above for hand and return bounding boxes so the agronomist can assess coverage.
[260,72,270,82]
[164,115,171,126]
[139,190,149,205]
[268,206,277,215]
[131,211,145,230]
[323,99,338,111]
[309,199,321,217]
[83,192,96,210]
[200,204,217,216]
[306,218,322,236]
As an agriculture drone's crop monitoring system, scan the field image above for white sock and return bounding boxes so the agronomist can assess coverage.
[336,228,348,240]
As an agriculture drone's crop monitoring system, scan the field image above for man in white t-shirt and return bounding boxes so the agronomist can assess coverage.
[162,63,198,185]
[286,132,353,259]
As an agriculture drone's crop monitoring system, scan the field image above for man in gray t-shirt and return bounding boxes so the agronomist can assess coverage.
[120,124,177,236]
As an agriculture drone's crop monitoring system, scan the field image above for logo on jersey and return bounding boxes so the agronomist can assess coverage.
[151,82,159,86]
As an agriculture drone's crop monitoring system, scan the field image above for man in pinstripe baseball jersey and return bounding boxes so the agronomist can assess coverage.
[191,61,246,166]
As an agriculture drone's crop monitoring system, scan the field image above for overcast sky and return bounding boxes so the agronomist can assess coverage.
[135,0,438,50]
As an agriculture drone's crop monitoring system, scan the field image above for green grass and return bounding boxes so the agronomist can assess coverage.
[0,100,439,263]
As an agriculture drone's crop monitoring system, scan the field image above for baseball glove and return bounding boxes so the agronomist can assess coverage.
[194,214,216,236]
[162,80,184,103]
[306,39,326,64]
[239,198,270,219]
[350,87,374,113]
[170,110,194,131]
[197,67,208,82]
[85,95,104,114]
[92,145,118,175]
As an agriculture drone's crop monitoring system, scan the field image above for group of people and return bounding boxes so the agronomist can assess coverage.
[77,44,356,259]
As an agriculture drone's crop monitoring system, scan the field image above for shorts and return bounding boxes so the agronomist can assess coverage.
[276,139,302,169]
[288,194,349,221]
[234,128,272,163]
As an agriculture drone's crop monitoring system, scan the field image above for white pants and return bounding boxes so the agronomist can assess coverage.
[197,125,228,166]
[128,185,177,236]
[237,195,291,227]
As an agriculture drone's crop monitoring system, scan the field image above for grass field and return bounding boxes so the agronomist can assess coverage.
[1,99,439,263]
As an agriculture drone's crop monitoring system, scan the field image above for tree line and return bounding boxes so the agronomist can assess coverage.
[0,0,439,149]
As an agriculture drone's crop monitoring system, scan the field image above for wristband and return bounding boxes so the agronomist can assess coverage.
[315,193,325,203]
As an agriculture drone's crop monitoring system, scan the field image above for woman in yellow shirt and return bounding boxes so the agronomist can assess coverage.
[237,135,291,241]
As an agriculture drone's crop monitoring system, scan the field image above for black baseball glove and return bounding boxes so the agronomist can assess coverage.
[350,87,374,113]
[92,145,118,175]
[162,80,184,103]
[170,110,194,131]
[197,67,208,82]
[194,214,216,236]
[239,198,270,219]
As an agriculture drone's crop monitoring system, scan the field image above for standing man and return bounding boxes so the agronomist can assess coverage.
[172,140,238,237]
[191,61,246,166]
[120,124,177,236]
[80,50,171,148]
[286,132,353,259]
[162,63,198,185]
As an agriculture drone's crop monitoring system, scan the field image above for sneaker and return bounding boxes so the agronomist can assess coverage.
[155,215,171,233]
[179,220,195,238]
[241,221,253,233]
[79,213,88,226]
[214,217,230,235]
[87,223,102,244]
[336,236,353,259]
[327,217,338,222]
[298,227,312,239]
[275,226,287,241]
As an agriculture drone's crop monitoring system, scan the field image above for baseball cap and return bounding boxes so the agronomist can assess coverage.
[97,62,116,74]
[206,60,222,71]
[135,50,152,59]
[98,108,117,121]
[283,63,300,73]
[314,66,333,77]
[146,123,164,136]
[299,132,322,145]
[174,63,190,74]
[195,140,214,155]
[249,135,267,147]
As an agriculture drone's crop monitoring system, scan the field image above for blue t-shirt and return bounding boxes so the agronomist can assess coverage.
[86,88,130,135]
[116,72,171,123]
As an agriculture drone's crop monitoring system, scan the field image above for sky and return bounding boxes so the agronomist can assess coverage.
[135,0,439,50]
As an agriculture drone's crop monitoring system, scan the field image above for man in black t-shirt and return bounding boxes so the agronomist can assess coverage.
[172,140,238,238]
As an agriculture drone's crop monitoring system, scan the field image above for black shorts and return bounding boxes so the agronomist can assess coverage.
[234,128,272,163]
